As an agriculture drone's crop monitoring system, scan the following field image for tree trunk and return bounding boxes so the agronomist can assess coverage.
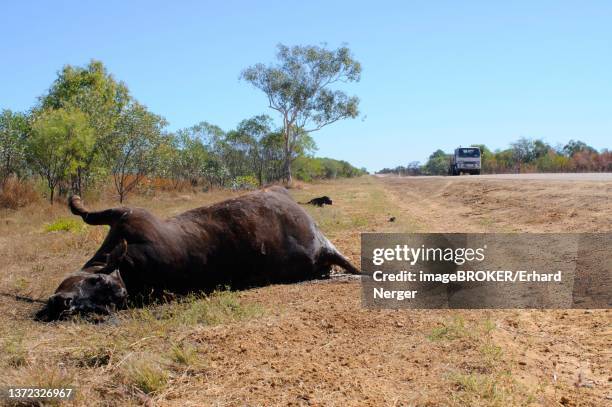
[76,167,83,197]
[49,186,54,204]
[283,156,292,185]
[282,116,293,185]
[118,174,125,203]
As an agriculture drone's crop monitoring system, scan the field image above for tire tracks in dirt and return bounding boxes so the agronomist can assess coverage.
[375,175,612,406]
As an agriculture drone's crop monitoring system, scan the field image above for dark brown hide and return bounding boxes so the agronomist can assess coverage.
[38,187,358,320]
[35,270,127,321]
[305,196,333,207]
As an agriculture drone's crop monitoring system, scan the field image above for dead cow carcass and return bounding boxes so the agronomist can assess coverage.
[36,187,358,321]
[305,196,333,207]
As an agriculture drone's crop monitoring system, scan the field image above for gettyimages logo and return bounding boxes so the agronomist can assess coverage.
[361,233,611,309]
[371,244,487,266]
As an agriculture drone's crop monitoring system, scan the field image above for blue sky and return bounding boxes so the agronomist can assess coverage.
[2,1,611,171]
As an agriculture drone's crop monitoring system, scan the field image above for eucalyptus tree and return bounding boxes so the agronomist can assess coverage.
[218,129,253,179]
[562,140,597,157]
[38,60,131,193]
[171,121,228,188]
[241,44,361,183]
[0,109,30,187]
[102,103,166,203]
[175,128,212,186]
[424,149,449,175]
[259,131,286,183]
[27,108,94,202]
[233,115,273,185]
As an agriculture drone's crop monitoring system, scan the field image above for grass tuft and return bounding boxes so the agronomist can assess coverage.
[74,346,113,368]
[2,334,27,367]
[0,364,75,405]
[128,290,264,327]
[481,343,504,366]
[123,357,169,395]
[451,372,508,405]
[482,318,496,334]
[169,343,197,366]
[427,316,469,341]
[44,217,84,233]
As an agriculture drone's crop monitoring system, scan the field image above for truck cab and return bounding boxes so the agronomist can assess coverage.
[449,147,481,175]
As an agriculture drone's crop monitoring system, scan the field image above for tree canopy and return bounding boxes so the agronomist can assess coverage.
[241,44,361,183]
[378,138,611,176]
[28,108,94,202]
[0,109,30,186]
[0,58,364,206]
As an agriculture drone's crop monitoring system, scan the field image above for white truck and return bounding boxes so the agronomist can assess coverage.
[449,147,481,175]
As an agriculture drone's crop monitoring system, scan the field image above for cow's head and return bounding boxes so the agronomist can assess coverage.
[36,241,129,321]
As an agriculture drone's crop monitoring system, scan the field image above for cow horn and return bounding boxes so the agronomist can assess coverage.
[109,270,126,287]
[105,239,128,271]
[68,195,127,226]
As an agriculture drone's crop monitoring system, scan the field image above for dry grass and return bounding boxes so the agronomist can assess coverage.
[0,177,40,209]
[122,355,169,395]
[427,315,470,341]
[125,291,264,328]
[169,342,197,366]
[0,185,265,405]
[2,333,27,368]
[0,176,610,406]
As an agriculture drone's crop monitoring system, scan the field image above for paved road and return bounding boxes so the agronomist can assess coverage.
[377,173,612,181]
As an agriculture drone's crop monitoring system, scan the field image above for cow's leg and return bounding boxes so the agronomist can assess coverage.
[290,252,327,281]
[316,247,360,275]
[83,230,121,268]
[331,251,360,275]
[313,232,360,275]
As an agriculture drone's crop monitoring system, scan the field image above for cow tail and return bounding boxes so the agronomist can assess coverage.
[69,196,127,227]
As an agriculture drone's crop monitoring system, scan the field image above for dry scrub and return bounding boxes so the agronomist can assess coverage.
[0,176,610,406]
[0,177,40,210]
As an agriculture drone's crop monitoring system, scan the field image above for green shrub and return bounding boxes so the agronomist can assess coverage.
[44,218,84,233]
[231,175,259,190]
[427,316,468,341]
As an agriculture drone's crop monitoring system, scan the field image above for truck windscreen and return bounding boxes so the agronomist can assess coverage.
[458,148,480,158]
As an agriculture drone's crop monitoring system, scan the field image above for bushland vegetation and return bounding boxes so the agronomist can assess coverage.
[1,47,365,208]
[377,138,611,176]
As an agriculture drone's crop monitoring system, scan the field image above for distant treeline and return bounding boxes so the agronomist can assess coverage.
[377,138,612,176]
[0,61,364,207]
[294,156,366,181]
